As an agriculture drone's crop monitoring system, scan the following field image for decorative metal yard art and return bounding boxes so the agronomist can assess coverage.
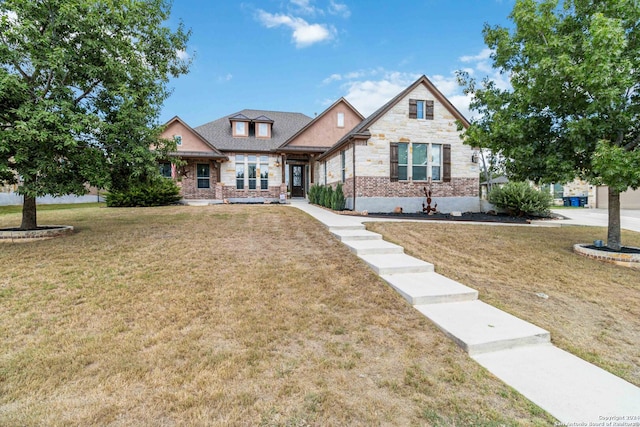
[422,180,437,214]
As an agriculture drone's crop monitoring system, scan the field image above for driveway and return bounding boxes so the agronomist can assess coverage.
[552,208,640,233]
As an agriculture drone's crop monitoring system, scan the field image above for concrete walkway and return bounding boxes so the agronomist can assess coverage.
[290,200,640,424]
[552,208,640,233]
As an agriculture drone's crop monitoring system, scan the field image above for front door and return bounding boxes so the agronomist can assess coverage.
[291,165,305,197]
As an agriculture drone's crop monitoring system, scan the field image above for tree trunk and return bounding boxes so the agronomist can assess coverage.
[20,195,38,230]
[607,188,622,251]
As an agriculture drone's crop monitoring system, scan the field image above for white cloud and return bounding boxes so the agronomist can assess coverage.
[176,49,190,61]
[218,73,233,83]
[256,10,335,48]
[328,0,351,18]
[339,71,419,116]
[460,48,493,63]
[289,0,320,16]
[322,73,342,84]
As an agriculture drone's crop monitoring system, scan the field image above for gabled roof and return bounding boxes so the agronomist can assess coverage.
[195,109,313,152]
[278,97,364,151]
[162,116,227,160]
[318,75,470,160]
[253,115,274,123]
[228,113,251,122]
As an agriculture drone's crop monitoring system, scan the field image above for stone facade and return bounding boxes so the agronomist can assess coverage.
[321,80,480,213]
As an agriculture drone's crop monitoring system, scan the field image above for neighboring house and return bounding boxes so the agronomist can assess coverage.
[160,75,481,213]
[480,176,509,200]
[594,186,640,209]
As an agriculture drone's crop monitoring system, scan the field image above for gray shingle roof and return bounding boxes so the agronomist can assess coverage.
[195,109,313,153]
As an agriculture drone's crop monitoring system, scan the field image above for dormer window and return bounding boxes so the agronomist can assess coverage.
[234,121,248,136]
[229,113,251,137]
[253,115,274,139]
[257,122,269,137]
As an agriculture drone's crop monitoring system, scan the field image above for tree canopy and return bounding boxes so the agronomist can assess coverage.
[458,0,640,250]
[0,0,190,229]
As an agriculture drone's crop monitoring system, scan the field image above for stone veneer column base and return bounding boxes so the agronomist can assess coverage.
[573,244,640,269]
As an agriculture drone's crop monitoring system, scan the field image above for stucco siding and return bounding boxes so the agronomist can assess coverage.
[160,121,214,153]
[287,101,361,148]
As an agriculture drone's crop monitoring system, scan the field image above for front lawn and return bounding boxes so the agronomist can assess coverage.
[367,221,640,387]
[0,205,553,426]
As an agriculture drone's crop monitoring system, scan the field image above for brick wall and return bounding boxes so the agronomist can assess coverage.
[221,186,282,199]
[355,176,478,198]
[177,159,220,199]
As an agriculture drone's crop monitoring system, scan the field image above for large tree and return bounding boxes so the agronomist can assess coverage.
[459,0,640,250]
[0,0,189,229]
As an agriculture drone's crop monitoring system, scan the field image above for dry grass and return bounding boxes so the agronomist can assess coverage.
[0,204,555,426]
[367,221,640,387]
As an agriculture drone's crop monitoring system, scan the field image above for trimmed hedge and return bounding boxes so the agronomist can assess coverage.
[309,183,345,211]
[106,178,181,207]
[488,181,552,217]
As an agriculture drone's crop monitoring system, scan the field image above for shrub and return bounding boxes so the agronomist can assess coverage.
[488,181,552,217]
[308,184,321,205]
[323,186,334,208]
[106,178,181,207]
[332,183,346,211]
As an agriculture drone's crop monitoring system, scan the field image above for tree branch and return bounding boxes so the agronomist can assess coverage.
[74,81,101,104]
[623,134,640,151]
[40,70,55,100]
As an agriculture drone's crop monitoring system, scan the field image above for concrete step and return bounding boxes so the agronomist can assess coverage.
[358,253,434,275]
[327,224,366,231]
[380,272,478,305]
[415,300,550,355]
[331,229,382,242]
[473,344,640,424]
[344,239,404,255]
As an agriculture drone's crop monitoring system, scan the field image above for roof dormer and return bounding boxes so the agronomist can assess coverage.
[229,113,250,137]
[253,115,274,139]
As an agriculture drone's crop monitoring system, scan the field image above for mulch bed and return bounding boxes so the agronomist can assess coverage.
[363,212,554,224]
[583,245,640,254]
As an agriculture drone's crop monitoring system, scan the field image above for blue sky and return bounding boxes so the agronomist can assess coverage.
[161,0,515,126]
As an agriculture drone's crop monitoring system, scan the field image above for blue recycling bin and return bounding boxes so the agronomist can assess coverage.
[570,197,579,207]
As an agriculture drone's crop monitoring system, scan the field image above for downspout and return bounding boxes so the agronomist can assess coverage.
[352,140,356,212]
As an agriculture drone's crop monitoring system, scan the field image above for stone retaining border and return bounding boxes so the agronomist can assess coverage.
[573,243,640,269]
[0,226,74,242]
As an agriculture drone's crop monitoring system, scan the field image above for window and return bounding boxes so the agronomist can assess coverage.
[234,121,247,136]
[174,135,182,146]
[159,162,172,178]
[257,123,269,138]
[391,142,449,182]
[409,99,434,120]
[337,112,345,128]
[398,143,408,181]
[248,155,257,190]
[412,143,428,181]
[323,161,327,185]
[431,144,442,181]
[197,163,210,188]
[416,101,425,120]
[236,155,244,189]
[260,156,269,190]
[340,150,346,182]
